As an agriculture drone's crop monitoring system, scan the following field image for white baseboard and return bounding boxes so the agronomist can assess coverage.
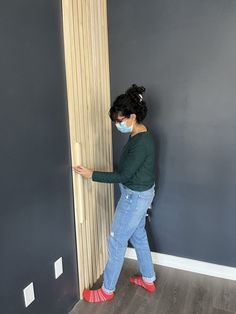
[125,247,236,281]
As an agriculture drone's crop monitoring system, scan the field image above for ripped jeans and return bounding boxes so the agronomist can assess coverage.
[102,182,156,293]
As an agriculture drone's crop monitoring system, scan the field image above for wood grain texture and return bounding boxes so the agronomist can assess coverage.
[70,259,236,314]
[61,0,114,298]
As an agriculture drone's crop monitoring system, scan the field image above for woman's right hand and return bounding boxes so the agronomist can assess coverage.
[72,165,93,179]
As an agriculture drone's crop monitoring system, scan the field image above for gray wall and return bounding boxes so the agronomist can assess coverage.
[0,1,79,313]
[108,0,236,267]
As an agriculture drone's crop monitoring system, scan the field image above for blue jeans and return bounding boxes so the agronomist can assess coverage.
[102,182,156,293]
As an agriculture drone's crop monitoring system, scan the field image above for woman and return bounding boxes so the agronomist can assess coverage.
[72,84,156,303]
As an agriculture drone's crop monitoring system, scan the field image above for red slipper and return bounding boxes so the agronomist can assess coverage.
[83,287,114,303]
[130,275,156,292]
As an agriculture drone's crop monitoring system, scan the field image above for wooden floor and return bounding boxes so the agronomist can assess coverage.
[70,258,236,314]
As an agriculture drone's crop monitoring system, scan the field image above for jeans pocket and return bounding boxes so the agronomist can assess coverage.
[138,190,155,200]
[123,191,134,204]
[136,193,155,212]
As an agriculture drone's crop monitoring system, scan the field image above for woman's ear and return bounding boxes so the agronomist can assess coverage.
[130,113,136,121]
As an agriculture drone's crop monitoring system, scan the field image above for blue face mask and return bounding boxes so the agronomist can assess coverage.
[115,120,133,133]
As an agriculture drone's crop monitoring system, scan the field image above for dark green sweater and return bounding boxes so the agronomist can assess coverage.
[92,131,155,191]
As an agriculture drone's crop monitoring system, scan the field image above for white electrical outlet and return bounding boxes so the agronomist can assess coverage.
[54,257,63,279]
[23,282,35,308]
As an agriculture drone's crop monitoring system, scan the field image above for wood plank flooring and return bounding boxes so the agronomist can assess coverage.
[69,258,236,314]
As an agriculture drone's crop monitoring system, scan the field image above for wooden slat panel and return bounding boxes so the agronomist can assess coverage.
[61,0,114,298]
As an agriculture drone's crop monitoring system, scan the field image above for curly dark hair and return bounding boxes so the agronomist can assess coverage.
[109,84,147,123]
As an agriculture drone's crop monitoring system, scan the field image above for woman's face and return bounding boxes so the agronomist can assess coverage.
[115,113,136,127]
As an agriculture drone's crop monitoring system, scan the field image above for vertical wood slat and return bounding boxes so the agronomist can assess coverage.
[61,0,114,298]
[88,0,104,272]
[97,1,109,270]
[81,0,98,281]
[92,0,107,274]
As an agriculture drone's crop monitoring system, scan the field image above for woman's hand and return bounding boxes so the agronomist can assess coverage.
[72,165,93,179]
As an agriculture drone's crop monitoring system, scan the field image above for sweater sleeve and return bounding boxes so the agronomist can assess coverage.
[92,141,146,183]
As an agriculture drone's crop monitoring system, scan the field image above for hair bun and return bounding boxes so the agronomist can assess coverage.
[125,84,146,104]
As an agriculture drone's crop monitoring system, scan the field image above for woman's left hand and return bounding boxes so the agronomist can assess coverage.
[72,165,93,179]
